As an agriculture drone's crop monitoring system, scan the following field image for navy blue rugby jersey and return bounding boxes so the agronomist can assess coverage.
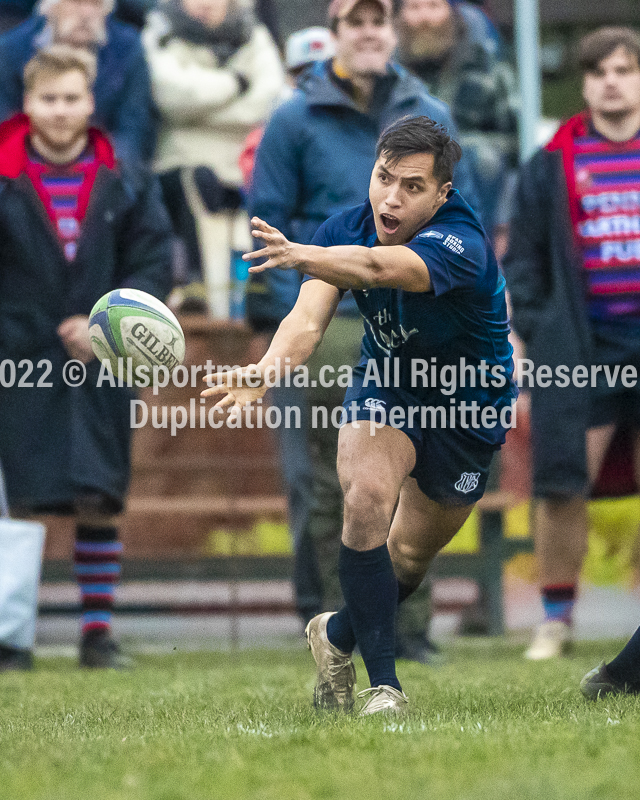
[304,189,517,417]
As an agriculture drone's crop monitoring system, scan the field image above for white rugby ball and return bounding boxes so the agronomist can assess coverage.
[89,289,185,377]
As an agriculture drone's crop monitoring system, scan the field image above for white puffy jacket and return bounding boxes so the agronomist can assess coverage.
[143,10,285,187]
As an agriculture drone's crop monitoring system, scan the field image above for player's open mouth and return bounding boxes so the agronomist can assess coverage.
[380,213,401,235]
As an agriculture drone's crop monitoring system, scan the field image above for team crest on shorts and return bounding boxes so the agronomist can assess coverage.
[455,472,480,494]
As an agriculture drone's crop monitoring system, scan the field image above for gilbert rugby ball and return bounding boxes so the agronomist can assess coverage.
[89,289,185,376]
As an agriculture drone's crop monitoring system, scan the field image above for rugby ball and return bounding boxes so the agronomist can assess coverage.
[89,289,185,377]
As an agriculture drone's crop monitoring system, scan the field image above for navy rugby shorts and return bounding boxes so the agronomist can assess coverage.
[342,370,505,506]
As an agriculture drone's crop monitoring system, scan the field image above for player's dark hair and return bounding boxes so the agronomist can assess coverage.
[376,116,462,186]
[578,27,640,73]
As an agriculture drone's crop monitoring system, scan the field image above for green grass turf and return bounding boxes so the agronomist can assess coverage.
[1,639,639,800]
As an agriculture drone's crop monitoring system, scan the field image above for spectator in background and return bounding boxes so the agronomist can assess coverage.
[285,24,335,79]
[239,27,335,193]
[503,28,640,660]
[237,24,337,639]
[0,0,157,164]
[239,26,335,187]
[254,0,281,50]
[0,0,158,33]
[396,0,518,244]
[246,0,478,662]
[0,46,172,670]
[143,0,283,292]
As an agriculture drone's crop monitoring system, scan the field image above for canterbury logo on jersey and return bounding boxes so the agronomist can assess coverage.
[364,398,386,410]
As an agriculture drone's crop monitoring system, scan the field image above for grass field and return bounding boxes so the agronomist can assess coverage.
[1,639,639,800]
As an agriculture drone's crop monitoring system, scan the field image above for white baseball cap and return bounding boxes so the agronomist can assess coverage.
[285,27,336,71]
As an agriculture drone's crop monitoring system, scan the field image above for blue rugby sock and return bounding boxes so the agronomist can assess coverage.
[327,543,401,691]
[607,625,640,687]
[397,580,419,603]
[326,577,419,654]
[326,607,357,654]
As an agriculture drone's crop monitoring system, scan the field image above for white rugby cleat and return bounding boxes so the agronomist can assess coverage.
[357,685,409,716]
[306,611,356,712]
[524,620,572,660]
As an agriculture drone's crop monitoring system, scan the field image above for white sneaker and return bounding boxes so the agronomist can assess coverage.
[305,612,356,711]
[524,620,572,660]
[358,685,409,717]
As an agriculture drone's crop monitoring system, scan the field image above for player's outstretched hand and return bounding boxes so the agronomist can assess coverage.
[201,365,268,419]
[243,217,301,273]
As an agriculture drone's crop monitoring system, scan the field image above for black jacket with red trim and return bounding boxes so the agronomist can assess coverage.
[502,113,595,498]
[0,114,172,508]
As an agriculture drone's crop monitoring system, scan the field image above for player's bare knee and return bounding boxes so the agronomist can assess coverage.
[343,477,396,521]
[341,477,397,550]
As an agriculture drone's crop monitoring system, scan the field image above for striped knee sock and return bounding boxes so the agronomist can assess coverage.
[74,526,122,635]
[542,584,576,625]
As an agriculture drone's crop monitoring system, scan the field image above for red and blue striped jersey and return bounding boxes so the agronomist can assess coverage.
[26,144,98,262]
[573,128,640,321]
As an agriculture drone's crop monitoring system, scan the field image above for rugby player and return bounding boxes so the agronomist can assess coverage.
[202,116,517,715]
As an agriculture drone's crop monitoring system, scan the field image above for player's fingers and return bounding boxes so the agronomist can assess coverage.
[245,247,271,262]
[242,248,271,262]
[213,394,236,410]
[200,385,227,398]
[248,262,274,273]
[202,371,229,386]
[203,368,246,386]
[250,216,276,233]
[250,229,279,242]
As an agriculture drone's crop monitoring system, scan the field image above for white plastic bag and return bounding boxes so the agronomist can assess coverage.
[0,463,45,650]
